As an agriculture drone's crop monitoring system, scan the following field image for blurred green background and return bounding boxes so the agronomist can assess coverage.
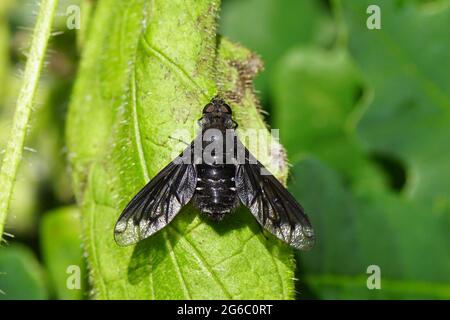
[0,0,449,299]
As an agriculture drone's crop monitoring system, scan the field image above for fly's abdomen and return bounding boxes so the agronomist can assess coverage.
[193,163,238,220]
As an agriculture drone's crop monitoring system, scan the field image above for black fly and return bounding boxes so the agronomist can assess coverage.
[114,96,315,250]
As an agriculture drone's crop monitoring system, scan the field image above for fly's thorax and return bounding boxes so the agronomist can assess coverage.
[200,112,234,130]
[197,127,237,166]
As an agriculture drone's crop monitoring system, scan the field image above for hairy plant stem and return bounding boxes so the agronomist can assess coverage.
[0,0,58,239]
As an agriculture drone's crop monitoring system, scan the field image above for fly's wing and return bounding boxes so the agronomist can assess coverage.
[114,144,197,246]
[235,141,315,250]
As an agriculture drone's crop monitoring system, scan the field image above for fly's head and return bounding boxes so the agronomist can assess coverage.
[200,96,235,129]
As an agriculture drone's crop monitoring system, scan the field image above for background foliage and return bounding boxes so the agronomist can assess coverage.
[0,0,449,299]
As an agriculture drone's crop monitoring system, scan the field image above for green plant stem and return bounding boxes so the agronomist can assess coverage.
[77,0,95,51]
[0,0,13,103]
[331,0,348,49]
[0,0,58,240]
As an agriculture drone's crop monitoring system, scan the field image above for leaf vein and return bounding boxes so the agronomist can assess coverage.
[140,37,208,99]
[131,68,150,181]
[169,226,233,299]
[163,230,192,299]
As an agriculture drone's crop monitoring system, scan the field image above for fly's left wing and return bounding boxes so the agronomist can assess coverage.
[235,141,315,250]
[114,145,197,246]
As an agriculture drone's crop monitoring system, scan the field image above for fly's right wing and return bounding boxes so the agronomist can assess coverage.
[235,140,315,250]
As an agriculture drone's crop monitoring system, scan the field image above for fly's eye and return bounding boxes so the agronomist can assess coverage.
[220,104,232,114]
[203,103,215,114]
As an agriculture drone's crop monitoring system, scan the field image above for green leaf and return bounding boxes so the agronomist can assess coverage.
[290,159,450,299]
[270,1,450,299]
[67,0,294,299]
[272,46,385,194]
[40,206,86,300]
[0,244,48,299]
[343,0,450,206]
[273,48,361,165]
[220,0,331,99]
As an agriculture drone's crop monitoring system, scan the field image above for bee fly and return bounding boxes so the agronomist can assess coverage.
[114,96,315,250]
